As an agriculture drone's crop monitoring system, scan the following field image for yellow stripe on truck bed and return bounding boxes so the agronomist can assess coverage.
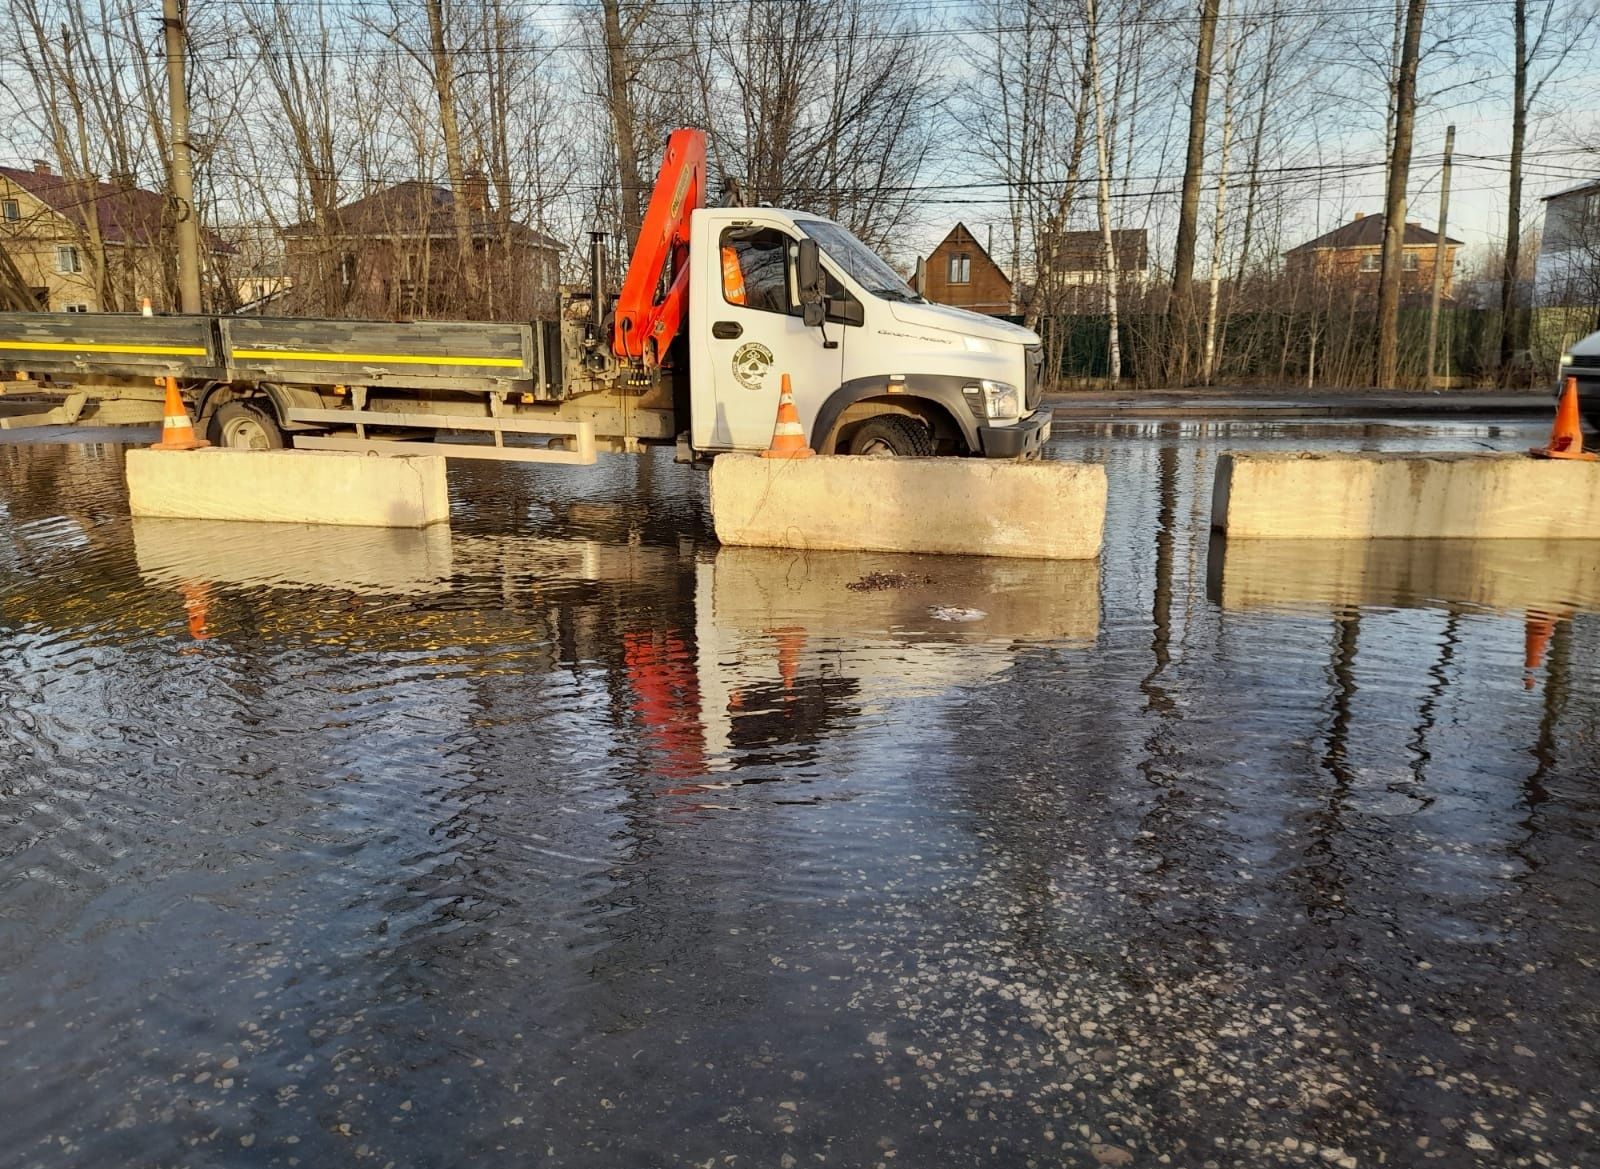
[231,348,524,368]
[0,340,208,356]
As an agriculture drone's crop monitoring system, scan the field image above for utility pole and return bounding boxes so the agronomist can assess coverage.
[162,0,203,313]
[1425,124,1455,387]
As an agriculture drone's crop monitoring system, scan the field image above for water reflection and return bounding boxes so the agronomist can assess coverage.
[3,425,1599,1168]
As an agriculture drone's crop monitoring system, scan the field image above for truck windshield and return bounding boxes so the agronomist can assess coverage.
[796,219,921,303]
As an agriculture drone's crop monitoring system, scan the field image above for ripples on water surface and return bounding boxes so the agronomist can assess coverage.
[1,419,1596,1168]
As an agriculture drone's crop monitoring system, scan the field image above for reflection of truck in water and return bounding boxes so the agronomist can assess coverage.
[0,129,1049,462]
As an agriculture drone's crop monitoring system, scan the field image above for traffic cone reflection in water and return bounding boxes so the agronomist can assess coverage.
[150,377,211,451]
[1529,378,1597,461]
[181,581,214,641]
[760,374,815,459]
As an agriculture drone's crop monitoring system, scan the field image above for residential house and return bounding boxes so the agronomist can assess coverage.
[0,160,219,312]
[280,178,562,321]
[923,223,1012,316]
[1284,212,1461,299]
[1041,228,1149,311]
[1534,179,1600,307]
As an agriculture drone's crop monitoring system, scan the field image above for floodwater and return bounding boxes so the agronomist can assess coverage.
[2,417,1597,1169]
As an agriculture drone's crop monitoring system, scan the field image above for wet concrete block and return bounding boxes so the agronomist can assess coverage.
[1212,452,1600,539]
[126,448,449,528]
[709,454,1106,559]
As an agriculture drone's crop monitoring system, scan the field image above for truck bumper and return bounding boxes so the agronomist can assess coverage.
[976,407,1053,459]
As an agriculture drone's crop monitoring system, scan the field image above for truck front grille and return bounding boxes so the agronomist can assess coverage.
[1569,355,1600,369]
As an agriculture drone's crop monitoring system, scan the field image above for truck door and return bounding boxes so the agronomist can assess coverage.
[700,223,843,451]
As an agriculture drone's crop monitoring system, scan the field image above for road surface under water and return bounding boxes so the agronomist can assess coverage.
[1,417,1596,1169]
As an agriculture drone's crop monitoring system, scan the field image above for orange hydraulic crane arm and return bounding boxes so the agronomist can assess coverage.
[613,127,707,368]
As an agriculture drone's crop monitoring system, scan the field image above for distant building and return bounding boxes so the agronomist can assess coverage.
[1534,179,1600,307]
[1284,212,1461,300]
[923,223,1012,316]
[0,160,225,312]
[280,177,562,321]
[1041,229,1149,311]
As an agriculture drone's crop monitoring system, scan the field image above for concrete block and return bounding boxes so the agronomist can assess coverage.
[126,447,449,528]
[133,518,453,595]
[709,454,1105,560]
[1211,537,1600,615]
[1213,452,1600,539]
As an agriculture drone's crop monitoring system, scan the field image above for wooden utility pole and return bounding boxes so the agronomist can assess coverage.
[1425,124,1455,387]
[161,0,203,313]
[1086,0,1120,385]
[1374,0,1427,388]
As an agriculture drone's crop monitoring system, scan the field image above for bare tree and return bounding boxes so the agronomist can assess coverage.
[1374,0,1426,388]
[1085,0,1119,384]
[1168,0,1222,376]
[1496,0,1597,380]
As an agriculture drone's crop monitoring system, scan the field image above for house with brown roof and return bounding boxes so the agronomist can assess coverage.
[1284,212,1461,300]
[0,160,222,312]
[279,178,562,321]
[923,223,1012,316]
[1040,228,1149,311]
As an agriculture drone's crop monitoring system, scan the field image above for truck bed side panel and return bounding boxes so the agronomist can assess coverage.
[0,311,221,379]
[219,317,536,390]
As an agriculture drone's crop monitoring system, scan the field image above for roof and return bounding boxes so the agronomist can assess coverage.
[1050,229,1148,272]
[1285,213,1462,254]
[1541,179,1600,202]
[0,164,226,250]
[931,222,1006,272]
[281,180,561,249]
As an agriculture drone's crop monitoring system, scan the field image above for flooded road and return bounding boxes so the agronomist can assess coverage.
[2,418,1596,1168]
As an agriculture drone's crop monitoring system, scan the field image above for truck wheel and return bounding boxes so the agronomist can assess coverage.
[208,400,285,450]
[846,415,933,457]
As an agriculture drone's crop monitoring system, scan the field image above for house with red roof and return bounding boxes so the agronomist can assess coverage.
[279,177,562,321]
[0,159,224,313]
[1284,212,1462,301]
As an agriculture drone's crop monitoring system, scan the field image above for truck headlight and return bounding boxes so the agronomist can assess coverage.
[963,379,1019,420]
[1559,351,1573,367]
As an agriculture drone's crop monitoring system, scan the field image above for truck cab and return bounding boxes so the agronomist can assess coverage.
[686,206,1050,458]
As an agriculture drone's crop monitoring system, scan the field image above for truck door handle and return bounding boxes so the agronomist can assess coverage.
[712,321,742,339]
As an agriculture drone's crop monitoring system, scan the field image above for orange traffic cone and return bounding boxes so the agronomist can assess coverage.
[140,297,153,317]
[1529,377,1598,461]
[760,373,815,459]
[150,376,210,451]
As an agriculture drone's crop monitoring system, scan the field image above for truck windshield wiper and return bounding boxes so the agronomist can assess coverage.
[871,288,917,302]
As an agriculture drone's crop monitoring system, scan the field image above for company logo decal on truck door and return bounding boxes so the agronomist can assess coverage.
[731,341,774,391]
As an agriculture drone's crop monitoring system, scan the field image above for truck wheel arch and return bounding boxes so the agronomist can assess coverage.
[812,377,980,455]
[196,381,323,433]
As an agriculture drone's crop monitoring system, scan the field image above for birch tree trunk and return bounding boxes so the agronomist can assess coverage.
[1086,0,1119,386]
[1201,1,1238,385]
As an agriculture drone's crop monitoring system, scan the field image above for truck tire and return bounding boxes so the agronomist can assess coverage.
[208,400,286,450]
[846,415,933,457]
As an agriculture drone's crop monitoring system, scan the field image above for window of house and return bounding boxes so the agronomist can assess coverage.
[949,254,971,284]
[56,245,81,273]
[339,253,356,290]
[718,226,791,314]
[1,199,18,222]
[1585,192,1600,226]
[1359,253,1381,272]
[1402,251,1419,271]
[63,302,88,312]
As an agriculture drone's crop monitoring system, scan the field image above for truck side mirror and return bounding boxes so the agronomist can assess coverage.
[796,238,825,328]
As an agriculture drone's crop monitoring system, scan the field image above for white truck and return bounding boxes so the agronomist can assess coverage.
[1557,330,1600,429]
[0,128,1050,462]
